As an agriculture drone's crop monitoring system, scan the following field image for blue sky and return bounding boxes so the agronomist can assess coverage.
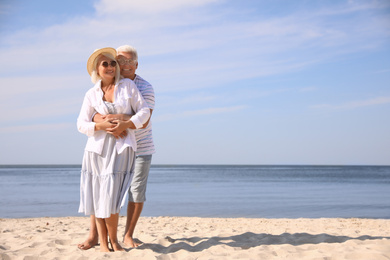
[1,0,389,165]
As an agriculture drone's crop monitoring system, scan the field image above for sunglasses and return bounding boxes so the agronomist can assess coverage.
[101,60,117,68]
[117,58,136,66]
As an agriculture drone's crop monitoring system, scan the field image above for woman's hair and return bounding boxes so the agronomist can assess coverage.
[116,45,138,61]
[90,52,121,84]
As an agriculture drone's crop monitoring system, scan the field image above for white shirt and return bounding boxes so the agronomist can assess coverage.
[77,78,150,155]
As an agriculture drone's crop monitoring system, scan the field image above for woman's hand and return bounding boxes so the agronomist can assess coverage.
[106,120,130,139]
[93,114,130,139]
[95,119,116,132]
[109,128,128,139]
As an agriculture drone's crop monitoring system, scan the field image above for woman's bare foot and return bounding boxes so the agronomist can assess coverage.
[123,237,142,248]
[100,244,111,252]
[77,237,98,250]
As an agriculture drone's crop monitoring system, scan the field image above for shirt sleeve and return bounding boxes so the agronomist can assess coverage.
[143,83,155,110]
[135,76,155,110]
[127,81,150,129]
[77,92,97,137]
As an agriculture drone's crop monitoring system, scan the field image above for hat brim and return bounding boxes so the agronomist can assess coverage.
[87,47,117,76]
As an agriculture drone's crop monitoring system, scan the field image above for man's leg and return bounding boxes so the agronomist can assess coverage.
[77,215,99,250]
[123,155,152,247]
[124,202,144,247]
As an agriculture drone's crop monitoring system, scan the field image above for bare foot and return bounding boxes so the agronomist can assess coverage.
[111,241,125,252]
[77,237,98,250]
[100,245,111,252]
[123,237,142,248]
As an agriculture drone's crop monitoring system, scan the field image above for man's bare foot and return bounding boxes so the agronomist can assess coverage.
[77,237,98,250]
[123,237,142,248]
[111,241,125,252]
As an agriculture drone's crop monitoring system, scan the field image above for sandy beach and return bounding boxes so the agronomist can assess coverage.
[1,216,389,260]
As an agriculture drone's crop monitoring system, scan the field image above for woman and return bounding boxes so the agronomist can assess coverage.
[77,47,150,252]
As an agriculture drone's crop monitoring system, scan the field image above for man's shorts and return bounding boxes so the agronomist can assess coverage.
[128,155,152,203]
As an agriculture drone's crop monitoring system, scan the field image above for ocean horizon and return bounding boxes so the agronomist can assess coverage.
[1,164,389,219]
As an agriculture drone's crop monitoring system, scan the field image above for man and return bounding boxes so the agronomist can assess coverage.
[78,45,155,249]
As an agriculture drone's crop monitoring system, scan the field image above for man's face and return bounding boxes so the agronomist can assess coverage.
[116,51,138,80]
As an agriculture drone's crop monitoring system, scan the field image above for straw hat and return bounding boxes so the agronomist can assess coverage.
[86,47,117,76]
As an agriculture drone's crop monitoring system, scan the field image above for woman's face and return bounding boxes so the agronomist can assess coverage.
[96,55,116,81]
[116,51,138,80]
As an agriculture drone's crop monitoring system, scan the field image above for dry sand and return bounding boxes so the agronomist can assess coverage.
[1,216,389,260]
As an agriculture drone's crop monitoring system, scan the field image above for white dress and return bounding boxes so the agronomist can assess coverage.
[78,102,134,218]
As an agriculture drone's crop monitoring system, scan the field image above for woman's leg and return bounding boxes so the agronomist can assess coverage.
[95,217,110,252]
[78,215,99,250]
[105,213,124,251]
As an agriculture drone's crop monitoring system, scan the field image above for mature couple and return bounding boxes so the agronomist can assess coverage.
[76,45,155,252]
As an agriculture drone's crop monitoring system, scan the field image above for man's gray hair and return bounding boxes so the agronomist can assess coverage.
[116,45,138,61]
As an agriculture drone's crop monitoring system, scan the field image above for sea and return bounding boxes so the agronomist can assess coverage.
[0,165,389,219]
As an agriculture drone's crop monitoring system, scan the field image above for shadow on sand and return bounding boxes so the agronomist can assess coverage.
[138,232,389,254]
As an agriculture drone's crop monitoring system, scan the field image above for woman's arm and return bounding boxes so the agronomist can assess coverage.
[77,93,116,136]
[139,109,153,129]
[77,94,97,137]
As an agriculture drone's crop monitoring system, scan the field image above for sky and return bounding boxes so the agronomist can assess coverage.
[0,0,389,165]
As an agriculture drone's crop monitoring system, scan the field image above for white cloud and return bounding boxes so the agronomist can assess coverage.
[159,93,218,107]
[2,0,388,91]
[154,105,247,122]
[1,0,390,165]
[0,75,89,122]
[0,122,73,134]
[1,1,390,124]
[312,96,390,110]
[0,75,88,100]
[94,0,221,15]
[1,96,82,122]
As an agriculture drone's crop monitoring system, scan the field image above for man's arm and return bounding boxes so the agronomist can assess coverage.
[92,113,131,123]
[93,110,153,129]
[92,109,152,138]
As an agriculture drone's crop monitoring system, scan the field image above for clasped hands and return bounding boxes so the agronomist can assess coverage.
[97,114,130,139]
